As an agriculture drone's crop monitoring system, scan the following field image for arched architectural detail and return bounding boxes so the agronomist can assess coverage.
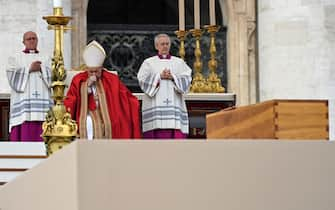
[71,0,257,105]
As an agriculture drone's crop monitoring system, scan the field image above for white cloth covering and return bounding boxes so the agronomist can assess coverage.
[6,52,53,131]
[137,55,192,134]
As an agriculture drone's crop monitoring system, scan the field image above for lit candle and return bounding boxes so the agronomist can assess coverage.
[179,0,185,31]
[194,0,200,29]
[53,0,62,7]
[209,0,216,25]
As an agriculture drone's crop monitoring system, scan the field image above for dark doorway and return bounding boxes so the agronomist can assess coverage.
[87,0,227,92]
[0,99,9,141]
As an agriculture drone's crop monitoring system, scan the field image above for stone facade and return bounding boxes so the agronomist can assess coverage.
[1,0,334,106]
[258,0,335,101]
[223,0,258,105]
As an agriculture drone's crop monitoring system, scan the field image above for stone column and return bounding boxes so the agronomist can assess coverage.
[71,0,88,68]
[223,0,257,106]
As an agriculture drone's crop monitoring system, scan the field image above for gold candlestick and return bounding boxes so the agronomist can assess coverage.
[189,28,209,93]
[42,7,77,156]
[174,30,188,60]
[204,25,225,93]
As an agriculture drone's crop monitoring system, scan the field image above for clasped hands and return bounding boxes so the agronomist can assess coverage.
[87,75,97,87]
[29,61,41,73]
[160,68,173,80]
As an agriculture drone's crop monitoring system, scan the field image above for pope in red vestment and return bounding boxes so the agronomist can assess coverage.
[64,40,141,139]
[64,69,141,139]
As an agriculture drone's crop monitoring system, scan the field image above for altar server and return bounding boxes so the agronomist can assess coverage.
[137,33,192,139]
[6,31,52,141]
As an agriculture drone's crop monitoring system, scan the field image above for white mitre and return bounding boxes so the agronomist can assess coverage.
[82,40,106,67]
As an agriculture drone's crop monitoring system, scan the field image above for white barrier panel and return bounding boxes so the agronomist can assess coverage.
[0,142,47,184]
[0,140,335,210]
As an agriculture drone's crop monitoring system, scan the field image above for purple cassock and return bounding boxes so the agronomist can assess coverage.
[143,129,187,139]
[9,122,44,142]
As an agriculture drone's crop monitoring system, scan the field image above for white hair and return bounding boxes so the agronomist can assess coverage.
[154,33,171,46]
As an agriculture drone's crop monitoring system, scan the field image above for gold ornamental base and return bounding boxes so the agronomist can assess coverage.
[42,102,78,156]
[190,73,210,93]
[207,72,225,93]
[44,137,73,156]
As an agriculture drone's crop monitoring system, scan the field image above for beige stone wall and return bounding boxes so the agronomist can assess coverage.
[258,0,335,101]
[71,0,89,68]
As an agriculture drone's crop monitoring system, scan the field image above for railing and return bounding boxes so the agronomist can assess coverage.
[88,24,227,92]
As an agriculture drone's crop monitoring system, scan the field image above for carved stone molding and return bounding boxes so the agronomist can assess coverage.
[247,19,257,103]
[222,0,257,105]
[71,0,88,68]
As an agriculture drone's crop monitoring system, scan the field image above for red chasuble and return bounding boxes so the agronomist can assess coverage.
[64,70,141,139]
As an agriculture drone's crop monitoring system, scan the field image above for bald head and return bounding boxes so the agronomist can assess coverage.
[22,31,38,50]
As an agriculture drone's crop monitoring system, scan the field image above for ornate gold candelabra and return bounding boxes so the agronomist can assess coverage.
[42,7,77,156]
[175,30,188,60]
[189,29,209,92]
[204,25,225,93]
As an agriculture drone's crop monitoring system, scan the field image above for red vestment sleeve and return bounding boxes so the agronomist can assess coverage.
[64,75,80,120]
[118,81,142,138]
[64,72,87,129]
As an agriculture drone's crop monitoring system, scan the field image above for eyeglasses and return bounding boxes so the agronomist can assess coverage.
[25,37,37,41]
